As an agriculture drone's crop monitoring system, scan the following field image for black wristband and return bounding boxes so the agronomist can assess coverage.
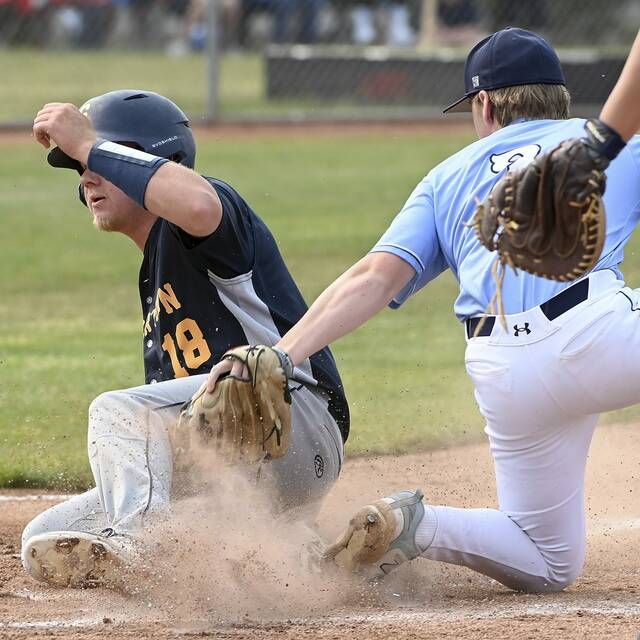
[87,140,169,208]
[272,346,294,379]
[584,118,626,163]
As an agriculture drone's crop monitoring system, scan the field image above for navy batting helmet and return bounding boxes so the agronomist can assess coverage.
[48,90,196,172]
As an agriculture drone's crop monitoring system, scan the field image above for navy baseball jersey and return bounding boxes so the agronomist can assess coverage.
[139,177,350,441]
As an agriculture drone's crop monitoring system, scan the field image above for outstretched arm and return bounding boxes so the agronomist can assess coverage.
[599,30,640,142]
[581,30,640,167]
[205,251,415,391]
[277,252,415,366]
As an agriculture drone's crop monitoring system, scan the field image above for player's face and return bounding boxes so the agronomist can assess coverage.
[80,169,145,232]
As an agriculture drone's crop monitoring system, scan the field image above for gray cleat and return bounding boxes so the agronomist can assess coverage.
[324,489,426,579]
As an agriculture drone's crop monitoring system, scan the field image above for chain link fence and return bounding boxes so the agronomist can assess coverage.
[1,0,638,125]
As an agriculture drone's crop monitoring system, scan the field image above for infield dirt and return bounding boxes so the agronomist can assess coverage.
[2,421,640,639]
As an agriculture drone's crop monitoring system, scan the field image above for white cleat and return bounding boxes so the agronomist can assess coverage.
[323,490,426,579]
[23,529,136,589]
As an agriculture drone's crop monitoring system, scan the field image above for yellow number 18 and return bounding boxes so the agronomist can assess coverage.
[161,318,212,378]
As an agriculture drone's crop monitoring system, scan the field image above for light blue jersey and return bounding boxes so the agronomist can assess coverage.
[371,118,640,321]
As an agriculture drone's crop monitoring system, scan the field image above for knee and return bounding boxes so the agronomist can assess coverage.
[88,390,129,422]
[544,538,586,592]
[546,557,584,592]
[88,390,145,440]
[520,554,584,594]
[525,572,579,593]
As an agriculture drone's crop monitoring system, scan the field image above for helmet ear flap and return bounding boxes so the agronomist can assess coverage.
[78,184,87,207]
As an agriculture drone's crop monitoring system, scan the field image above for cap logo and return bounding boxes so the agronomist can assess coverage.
[472,75,480,89]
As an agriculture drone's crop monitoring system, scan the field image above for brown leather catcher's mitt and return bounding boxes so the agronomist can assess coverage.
[171,345,292,469]
[471,138,607,282]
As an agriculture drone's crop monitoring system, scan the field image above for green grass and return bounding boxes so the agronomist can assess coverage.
[0,49,405,122]
[1,49,263,121]
[3,130,640,489]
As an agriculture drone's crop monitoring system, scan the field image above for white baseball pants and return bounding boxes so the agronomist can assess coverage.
[417,269,640,592]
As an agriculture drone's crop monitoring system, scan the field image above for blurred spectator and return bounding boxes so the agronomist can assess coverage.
[344,1,416,47]
[186,0,208,50]
[1,0,54,47]
[166,0,329,53]
[166,0,207,55]
[75,0,116,48]
[238,0,327,47]
[436,0,485,46]
[129,0,155,46]
[109,0,161,48]
[165,0,248,55]
[490,0,548,32]
[0,0,17,45]
[163,0,191,49]
[385,0,415,46]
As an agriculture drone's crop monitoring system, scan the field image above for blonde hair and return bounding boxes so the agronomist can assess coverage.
[484,83,571,126]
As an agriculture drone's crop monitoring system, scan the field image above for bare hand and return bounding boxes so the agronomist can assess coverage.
[204,351,250,393]
[33,103,97,166]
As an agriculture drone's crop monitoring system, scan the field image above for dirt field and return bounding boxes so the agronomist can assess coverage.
[2,422,640,639]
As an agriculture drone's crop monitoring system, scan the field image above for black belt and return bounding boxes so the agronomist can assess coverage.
[466,278,590,338]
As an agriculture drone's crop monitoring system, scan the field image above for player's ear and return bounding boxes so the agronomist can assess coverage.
[478,91,495,127]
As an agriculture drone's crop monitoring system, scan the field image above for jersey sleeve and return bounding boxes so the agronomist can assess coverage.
[370,178,448,308]
[169,178,255,278]
[625,135,640,181]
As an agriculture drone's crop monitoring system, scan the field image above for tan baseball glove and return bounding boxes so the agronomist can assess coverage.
[171,345,292,469]
[471,137,607,282]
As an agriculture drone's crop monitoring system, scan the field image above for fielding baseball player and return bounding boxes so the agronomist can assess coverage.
[23,90,349,589]
[209,27,640,593]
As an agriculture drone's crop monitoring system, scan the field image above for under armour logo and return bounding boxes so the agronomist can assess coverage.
[314,454,324,478]
[513,323,531,336]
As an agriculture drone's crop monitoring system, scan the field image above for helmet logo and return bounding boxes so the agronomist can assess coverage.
[79,101,91,116]
[151,135,179,149]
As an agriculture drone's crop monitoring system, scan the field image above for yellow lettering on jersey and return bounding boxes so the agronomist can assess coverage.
[152,295,161,323]
[143,316,152,337]
[157,283,182,314]
[142,283,183,337]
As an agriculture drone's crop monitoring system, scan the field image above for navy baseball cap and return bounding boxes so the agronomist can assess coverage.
[443,27,566,114]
